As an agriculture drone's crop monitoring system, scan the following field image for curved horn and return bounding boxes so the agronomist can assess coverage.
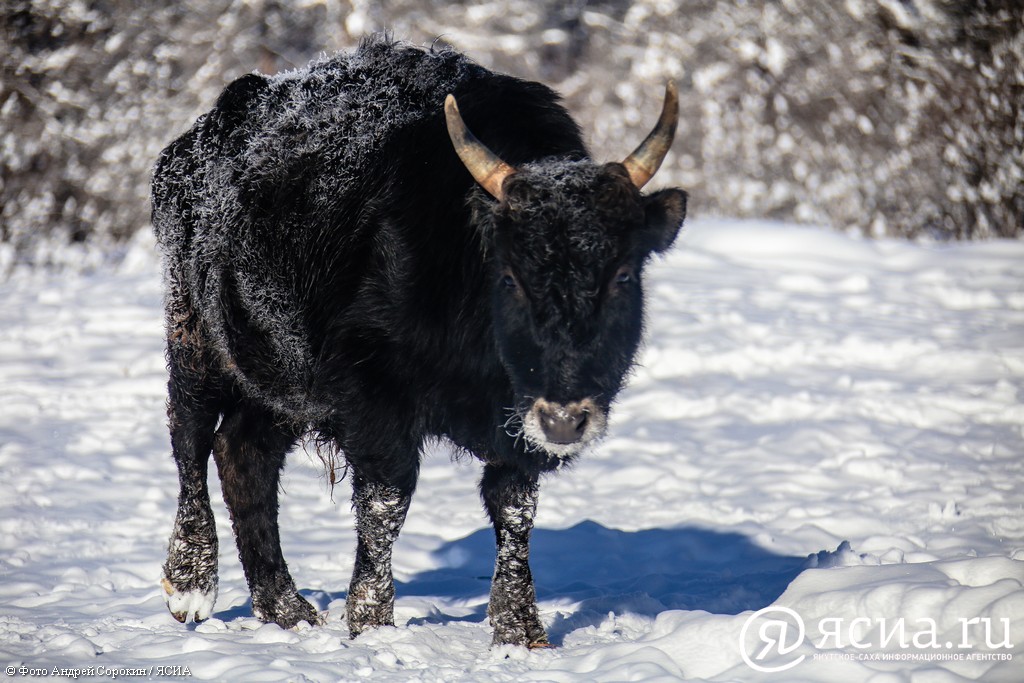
[621,81,679,189]
[445,94,516,200]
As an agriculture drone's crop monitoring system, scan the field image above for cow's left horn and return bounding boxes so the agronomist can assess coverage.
[445,94,516,200]
[621,81,679,189]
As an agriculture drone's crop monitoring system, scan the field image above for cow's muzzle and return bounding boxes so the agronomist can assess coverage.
[523,398,606,456]
[537,401,588,444]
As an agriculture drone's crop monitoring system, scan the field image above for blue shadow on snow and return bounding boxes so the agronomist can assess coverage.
[397,520,806,644]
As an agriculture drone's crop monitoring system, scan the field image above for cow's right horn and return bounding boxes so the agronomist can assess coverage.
[621,81,679,189]
[445,94,516,201]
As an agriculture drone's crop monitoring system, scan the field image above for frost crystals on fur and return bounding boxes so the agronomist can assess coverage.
[347,481,412,637]
[161,503,218,623]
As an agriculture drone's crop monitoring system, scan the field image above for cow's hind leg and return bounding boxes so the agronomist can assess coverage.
[346,465,415,638]
[213,401,318,628]
[481,463,548,647]
[161,320,222,623]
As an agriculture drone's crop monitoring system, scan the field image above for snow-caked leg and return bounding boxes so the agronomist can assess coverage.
[213,403,318,629]
[162,406,220,623]
[161,296,221,624]
[481,464,548,648]
[346,477,412,638]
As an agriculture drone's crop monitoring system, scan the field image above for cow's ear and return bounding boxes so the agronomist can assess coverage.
[501,173,534,213]
[640,188,687,254]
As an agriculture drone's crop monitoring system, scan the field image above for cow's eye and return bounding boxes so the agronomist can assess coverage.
[501,273,518,290]
[613,268,633,286]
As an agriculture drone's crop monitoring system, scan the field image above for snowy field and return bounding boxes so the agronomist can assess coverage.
[1,219,1022,682]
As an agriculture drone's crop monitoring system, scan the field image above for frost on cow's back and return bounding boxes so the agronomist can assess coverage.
[151,37,477,420]
[241,38,470,192]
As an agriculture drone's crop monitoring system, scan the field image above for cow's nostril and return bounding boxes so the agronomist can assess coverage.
[538,403,587,444]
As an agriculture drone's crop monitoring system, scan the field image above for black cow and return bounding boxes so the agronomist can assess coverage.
[152,36,686,648]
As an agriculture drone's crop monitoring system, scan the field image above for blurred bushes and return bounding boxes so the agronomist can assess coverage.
[1,0,1020,268]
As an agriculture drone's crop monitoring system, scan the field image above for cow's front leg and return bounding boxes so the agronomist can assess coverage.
[481,463,548,647]
[346,477,412,638]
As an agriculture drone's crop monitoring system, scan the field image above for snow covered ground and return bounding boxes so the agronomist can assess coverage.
[1,219,1022,681]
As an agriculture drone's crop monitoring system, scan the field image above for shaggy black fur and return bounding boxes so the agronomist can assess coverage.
[152,35,687,647]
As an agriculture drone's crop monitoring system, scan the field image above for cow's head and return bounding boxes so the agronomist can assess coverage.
[446,85,687,458]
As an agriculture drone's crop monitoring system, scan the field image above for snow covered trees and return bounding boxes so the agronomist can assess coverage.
[2,0,1020,269]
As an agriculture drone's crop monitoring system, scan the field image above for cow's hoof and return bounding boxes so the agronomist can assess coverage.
[491,618,549,649]
[346,582,396,638]
[253,591,320,629]
[162,577,217,623]
[346,606,395,639]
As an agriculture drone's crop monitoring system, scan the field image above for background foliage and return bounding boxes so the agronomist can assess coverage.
[1,0,1021,268]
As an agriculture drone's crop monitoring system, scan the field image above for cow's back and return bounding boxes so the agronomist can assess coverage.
[153,38,480,294]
